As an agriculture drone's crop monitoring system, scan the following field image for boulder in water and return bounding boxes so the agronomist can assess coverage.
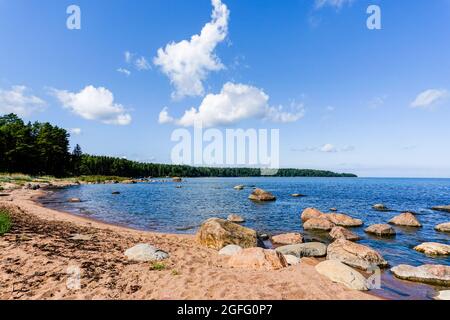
[435,222,450,233]
[301,208,325,222]
[389,212,421,227]
[327,239,388,270]
[329,227,360,241]
[414,242,450,256]
[248,188,276,201]
[227,214,245,223]
[431,205,450,213]
[327,213,363,227]
[391,264,450,286]
[303,218,335,231]
[364,224,396,237]
[372,204,390,211]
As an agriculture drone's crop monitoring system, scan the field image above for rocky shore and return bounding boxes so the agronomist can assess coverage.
[0,186,377,300]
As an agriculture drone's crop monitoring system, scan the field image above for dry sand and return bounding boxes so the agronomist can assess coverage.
[0,188,378,300]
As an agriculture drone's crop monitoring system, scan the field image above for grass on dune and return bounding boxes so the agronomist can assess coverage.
[0,209,11,236]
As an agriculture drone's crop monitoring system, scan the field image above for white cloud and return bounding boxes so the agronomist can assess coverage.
[135,56,151,71]
[293,144,355,153]
[369,95,387,109]
[70,128,82,135]
[0,85,46,117]
[159,82,303,127]
[321,143,337,153]
[158,107,174,124]
[52,85,132,125]
[315,0,354,9]
[410,89,449,108]
[125,51,132,63]
[117,68,131,76]
[154,0,229,99]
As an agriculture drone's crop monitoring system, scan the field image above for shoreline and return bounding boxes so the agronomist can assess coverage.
[0,187,379,300]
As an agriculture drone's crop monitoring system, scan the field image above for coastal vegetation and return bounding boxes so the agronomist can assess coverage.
[0,113,357,178]
[0,209,11,235]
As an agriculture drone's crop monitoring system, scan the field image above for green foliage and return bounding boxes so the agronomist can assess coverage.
[76,175,130,183]
[0,210,11,235]
[0,114,357,178]
[150,262,166,271]
[0,114,70,177]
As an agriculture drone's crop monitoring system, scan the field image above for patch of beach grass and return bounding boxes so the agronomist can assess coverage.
[150,262,167,271]
[0,210,12,236]
[171,269,180,276]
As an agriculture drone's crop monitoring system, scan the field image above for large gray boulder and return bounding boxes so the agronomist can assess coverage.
[315,260,368,291]
[275,242,327,258]
[327,239,388,270]
[391,264,450,286]
[124,244,169,262]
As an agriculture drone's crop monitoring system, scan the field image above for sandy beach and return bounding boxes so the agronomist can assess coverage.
[0,187,379,300]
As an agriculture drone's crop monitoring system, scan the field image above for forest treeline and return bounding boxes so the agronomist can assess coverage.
[0,114,357,178]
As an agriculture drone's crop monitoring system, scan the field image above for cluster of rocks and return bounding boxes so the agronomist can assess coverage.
[194,215,392,291]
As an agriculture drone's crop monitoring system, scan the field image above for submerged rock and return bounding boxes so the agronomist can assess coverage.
[291,194,306,198]
[389,212,422,227]
[248,188,276,201]
[219,245,243,256]
[112,191,121,195]
[227,214,245,223]
[364,224,396,237]
[196,218,258,250]
[391,264,450,286]
[315,260,368,291]
[435,222,450,233]
[228,248,288,270]
[327,239,388,270]
[68,197,81,203]
[275,242,327,258]
[330,208,338,212]
[303,218,335,231]
[329,227,361,241]
[431,205,450,213]
[414,242,450,256]
[327,213,363,227]
[372,204,390,212]
[301,208,325,222]
[124,244,169,262]
[233,185,245,190]
[271,233,304,245]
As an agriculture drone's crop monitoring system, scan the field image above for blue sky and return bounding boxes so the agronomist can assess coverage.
[1,0,450,177]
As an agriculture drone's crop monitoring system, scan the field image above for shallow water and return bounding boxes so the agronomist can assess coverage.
[41,177,450,299]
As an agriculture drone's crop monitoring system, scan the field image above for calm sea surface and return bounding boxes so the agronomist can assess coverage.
[41,177,450,299]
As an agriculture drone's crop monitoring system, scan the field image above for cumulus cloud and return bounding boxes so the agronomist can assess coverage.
[158,82,303,127]
[0,85,46,117]
[410,89,449,108]
[51,85,132,125]
[154,0,229,99]
[315,0,354,9]
[117,68,131,76]
[70,128,82,135]
[158,107,174,124]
